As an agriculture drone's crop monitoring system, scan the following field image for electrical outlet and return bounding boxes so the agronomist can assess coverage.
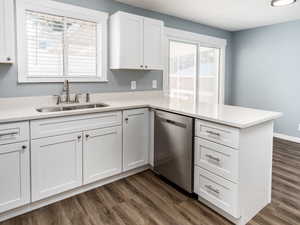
[152,80,157,89]
[131,81,136,90]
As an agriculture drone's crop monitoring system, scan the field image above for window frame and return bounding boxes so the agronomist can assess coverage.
[16,0,108,83]
[164,27,227,104]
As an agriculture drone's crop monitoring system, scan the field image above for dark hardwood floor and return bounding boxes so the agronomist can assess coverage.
[1,138,300,225]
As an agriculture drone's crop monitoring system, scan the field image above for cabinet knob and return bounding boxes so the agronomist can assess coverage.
[22,145,27,150]
[145,65,148,69]
[6,57,11,61]
[85,134,90,138]
[140,65,143,68]
[77,135,82,140]
[125,118,129,123]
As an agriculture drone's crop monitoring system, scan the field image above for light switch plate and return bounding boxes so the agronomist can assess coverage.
[131,81,136,90]
[152,80,157,89]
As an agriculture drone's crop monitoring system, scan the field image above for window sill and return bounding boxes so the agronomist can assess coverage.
[18,77,108,83]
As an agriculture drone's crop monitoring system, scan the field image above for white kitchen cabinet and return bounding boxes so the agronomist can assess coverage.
[194,119,274,225]
[0,141,30,213]
[110,11,164,70]
[31,132,83,201]
[83,126,122,185]
[143,17,164,70]
[123,108,149,171]
[0,0,15,63]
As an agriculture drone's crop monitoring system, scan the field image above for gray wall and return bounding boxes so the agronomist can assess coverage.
[232,20,300,137]
[0,0,232,103]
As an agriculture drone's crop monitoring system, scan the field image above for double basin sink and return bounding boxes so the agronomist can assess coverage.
[36,103,109,113]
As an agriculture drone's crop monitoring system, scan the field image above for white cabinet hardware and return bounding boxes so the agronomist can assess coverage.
[205,154,221,162]
[205,185,220,194]
[123,108,150,171]
[0,0,15,64]
[0,141,30,213]
[83,126,122,185]
[0,131,18,137]
[110,11,164,70]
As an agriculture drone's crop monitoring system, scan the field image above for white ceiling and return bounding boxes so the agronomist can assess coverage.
[115,0,300,31]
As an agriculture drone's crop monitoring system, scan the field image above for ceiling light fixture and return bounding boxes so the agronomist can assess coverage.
[271,0,297,7]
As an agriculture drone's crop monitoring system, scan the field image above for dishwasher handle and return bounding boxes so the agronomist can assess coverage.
[157,116,187,128]
[166,119,176,125]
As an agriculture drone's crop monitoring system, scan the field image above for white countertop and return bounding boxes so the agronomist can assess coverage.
[0,91,282,128]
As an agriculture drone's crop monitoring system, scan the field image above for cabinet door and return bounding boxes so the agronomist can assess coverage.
[119,13,144,69]
[31,133,83,201]
[123,108,149,171]
[0,141,30,213]
[83,126,122,185]
[0,0,15,63]
[143,18,164,70]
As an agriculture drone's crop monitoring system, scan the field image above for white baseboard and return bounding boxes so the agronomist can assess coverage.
[274,133,300,144]
[0,165,149,222]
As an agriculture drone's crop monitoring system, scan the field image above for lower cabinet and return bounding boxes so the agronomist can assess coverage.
[194,166,239,218]
[123,108,149,171]
[31,132,83,201]
[83,126,122,184]
[0,141,30,213]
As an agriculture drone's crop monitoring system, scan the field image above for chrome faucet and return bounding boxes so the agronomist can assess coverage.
[54,80,81,105]
[63,80,70,103]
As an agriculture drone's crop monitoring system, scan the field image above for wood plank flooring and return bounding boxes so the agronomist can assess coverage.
[1,138,300,225]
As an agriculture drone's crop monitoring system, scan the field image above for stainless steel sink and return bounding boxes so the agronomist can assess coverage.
[36,103,109,113]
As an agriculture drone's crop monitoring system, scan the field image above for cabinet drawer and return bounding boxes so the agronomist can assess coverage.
[195,120,239,149]
[194,166,239,218]
[0,122,29,145]
[31,111,122,139]
[194,138,238,182]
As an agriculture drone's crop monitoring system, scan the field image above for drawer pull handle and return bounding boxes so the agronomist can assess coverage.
[206,130,221,137]
[205,185,220,194]
[0,131,18,137]
[205,154,220,162]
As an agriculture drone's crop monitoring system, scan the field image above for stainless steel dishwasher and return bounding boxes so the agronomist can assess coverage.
[154,110,194,193]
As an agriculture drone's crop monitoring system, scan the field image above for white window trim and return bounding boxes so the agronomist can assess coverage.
[164,27,227,104]
[16,0,108,83]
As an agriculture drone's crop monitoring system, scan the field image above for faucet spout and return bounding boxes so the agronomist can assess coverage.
[63,80,70,103]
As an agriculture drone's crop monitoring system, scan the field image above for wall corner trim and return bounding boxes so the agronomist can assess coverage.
[274,132,300,144]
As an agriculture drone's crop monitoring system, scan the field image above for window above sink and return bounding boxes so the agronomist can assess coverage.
[16,0,108,83]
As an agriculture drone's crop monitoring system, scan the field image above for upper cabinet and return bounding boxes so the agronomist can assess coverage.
[0,0,15,64]
[110,11,164,70]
